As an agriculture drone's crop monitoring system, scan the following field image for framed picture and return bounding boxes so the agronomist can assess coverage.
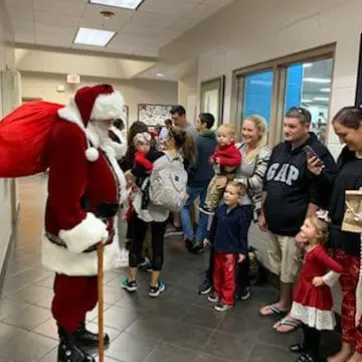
[355,33,362,107]
[137,103,173,126]
[200,75,225,129]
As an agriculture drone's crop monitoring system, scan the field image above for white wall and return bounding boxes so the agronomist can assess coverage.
[178,71,198,124]
[0,0,15,272]
[20,73,178,125]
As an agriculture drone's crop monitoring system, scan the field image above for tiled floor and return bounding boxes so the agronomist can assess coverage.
[0,175,341,362]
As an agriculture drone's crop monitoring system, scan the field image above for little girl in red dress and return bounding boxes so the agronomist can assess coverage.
[289,210,343,362]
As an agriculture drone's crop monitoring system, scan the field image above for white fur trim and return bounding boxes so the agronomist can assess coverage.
[90,91,124,121]
[59,213,108,254]
[102,145,128,204]
[109,140,127,160]
[41,234,118,276]
[57,97,85,131]
[85,147,99,162]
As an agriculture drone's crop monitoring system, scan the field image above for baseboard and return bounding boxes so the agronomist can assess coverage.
[0,203,20,295]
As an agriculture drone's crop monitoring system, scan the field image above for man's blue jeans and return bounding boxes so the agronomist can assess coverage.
[180,184,209,244]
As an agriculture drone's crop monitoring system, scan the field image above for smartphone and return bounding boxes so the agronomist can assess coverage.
[303,145,324,167]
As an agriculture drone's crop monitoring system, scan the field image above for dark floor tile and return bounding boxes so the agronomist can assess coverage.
[105,331,158,362]
[2,304,51,331]
[125,316,176,341]
[98,305,139,331]
[203,330,253,362]
[0,298,30,320]
[143,343,199,362]
[217,305,263,338]
[196,353,228,362]
[5,284,53,305]
[182,305,225,329]
[0,328,57,361]
[257,318,300,349]
[33,318,57,340]
[86,302,113,322]
[163,321,214,350]
[246,343,292,362]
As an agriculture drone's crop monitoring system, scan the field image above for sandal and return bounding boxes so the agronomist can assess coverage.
[274,317,302,333]
[259,304,288,316]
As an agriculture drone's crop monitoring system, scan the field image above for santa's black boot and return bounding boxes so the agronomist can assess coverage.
[74,321,110,347]
[58,327,95,362]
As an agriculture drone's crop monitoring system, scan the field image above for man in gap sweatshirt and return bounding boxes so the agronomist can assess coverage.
[258,107,336,333]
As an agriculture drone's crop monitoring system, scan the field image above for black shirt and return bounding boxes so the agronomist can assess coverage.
[263,133,336,236]
[329,147,362,256]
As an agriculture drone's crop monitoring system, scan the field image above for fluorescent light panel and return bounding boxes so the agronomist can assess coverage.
[303,78,331,84]
[74,27,115,47]
[320,88,331,93]
[89,0,145,10]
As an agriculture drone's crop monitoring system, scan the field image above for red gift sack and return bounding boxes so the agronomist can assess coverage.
[0,101,63,177]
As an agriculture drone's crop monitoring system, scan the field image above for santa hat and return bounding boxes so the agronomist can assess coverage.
[57,84,124,161]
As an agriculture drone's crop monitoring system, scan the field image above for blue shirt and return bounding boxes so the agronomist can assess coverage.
[208,204,253,255]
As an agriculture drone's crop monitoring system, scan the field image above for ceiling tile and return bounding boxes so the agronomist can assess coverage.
[35,34,74,47]
[35,24,77,36]
[6,6,34,21]
[120,24,164,37]
[11,20,34,34]
[127,11,178,28]
[111,33,152,46]
[140,0,197,15]
[34,11,81,27]
[184,3,222,19]
[14,32,35,43]
[171,17,200,31]
[33,0,86,15]
[5,0,32,9]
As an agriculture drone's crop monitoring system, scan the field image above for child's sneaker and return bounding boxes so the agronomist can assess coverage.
[149,281,166,298]
[121,278,137,292]
[207,294,220,303]
[214,302,233,312]
[236,287,251,301]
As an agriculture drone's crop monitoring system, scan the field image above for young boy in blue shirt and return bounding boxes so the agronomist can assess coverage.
[204,180,253,311]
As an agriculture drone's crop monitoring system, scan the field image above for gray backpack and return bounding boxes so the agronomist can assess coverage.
[149,152,188,212]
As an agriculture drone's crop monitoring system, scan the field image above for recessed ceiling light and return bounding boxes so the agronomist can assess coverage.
[314,97,329,101]
[156,72,165,77]
[303,63,313,68]
[74,27,115,47]
[303,78,331,84]
[89,0,145,10]
[320,88,331,93]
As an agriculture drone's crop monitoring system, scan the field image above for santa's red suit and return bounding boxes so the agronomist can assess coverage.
[41,84,127,362]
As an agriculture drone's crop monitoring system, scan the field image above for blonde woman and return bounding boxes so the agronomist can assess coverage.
[198,115,271,298]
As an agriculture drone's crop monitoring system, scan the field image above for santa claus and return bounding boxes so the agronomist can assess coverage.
[41,84,127,362]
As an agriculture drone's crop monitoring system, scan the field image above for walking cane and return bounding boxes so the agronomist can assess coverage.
[97,243,105,362]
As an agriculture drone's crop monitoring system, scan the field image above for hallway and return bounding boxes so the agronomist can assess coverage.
[0,175,340,362]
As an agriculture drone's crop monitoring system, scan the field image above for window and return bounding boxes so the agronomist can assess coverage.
[243,70,273,127]
[284,58,333,144]
[232,44,335,145]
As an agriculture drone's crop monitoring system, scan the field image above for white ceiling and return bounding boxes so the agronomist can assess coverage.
[5,0,235,58]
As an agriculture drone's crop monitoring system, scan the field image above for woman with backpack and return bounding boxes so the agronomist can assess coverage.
[122,126,195,297]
